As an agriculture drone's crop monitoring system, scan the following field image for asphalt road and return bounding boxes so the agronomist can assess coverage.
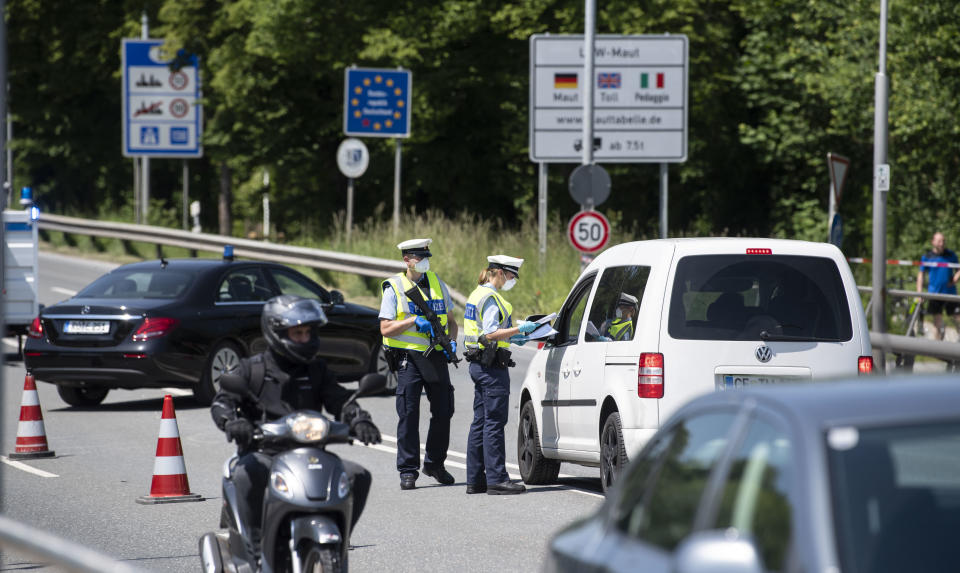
[0,251,603,572]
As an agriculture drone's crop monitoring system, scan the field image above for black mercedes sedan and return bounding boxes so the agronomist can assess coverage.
[24,256,395,406]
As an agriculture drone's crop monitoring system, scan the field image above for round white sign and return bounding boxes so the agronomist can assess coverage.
[567,210,611,253]
[336,138,370,179]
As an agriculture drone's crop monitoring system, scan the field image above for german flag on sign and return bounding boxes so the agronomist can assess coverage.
[554,73,578,89]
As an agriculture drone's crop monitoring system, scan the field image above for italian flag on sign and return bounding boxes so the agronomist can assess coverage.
[640,72,665,89]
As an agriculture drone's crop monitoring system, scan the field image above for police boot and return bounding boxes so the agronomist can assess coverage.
[487,480,526,495]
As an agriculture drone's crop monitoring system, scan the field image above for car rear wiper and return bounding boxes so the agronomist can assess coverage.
[758,329,838,343]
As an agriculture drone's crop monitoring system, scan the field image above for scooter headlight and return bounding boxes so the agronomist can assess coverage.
[337,471,350,498]
[271,471,297,499]
[287,413,329,442]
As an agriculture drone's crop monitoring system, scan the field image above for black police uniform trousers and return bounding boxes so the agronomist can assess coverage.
[395,350,454,477]
[466,361,511,486]
[232,451,371,540]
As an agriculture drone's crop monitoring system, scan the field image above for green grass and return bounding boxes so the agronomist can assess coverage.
[40,209,650,317]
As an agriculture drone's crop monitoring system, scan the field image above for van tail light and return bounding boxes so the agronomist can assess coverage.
[638,353,664,398]
[858,356,874,375]
[131,317,179,341]
[746,248,772,255]
[27,316,44,339]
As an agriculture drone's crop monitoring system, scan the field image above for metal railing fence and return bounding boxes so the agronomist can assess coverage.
[35,214,960,360]
[0,514,145,572]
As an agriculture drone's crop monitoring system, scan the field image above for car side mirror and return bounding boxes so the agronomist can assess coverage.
[673,531,764,573]
[358,373,386,395]
[345,373,387,407]
[330,290,345,305]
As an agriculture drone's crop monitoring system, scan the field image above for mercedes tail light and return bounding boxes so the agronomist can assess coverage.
[27,316,44,339]
[858,356,874,375]
[638,353,664,398]
[131,317,179,341]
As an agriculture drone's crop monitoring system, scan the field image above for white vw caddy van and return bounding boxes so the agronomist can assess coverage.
[517,238,872,491]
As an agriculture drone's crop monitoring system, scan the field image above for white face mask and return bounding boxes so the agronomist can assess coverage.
[413,258,430,273]
[502,278,517,291]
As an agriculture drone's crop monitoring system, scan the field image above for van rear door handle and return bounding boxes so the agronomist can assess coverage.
[561,367,571,377]
[573,362,582,376]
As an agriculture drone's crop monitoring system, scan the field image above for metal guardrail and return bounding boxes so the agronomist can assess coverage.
[38,213,468,306]
[0,514,145,572]
[858,286,960,362]
[35,214,960,359]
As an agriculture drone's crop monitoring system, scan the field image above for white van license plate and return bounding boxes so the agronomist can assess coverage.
[720,375,789,389]
[64,320,110,334]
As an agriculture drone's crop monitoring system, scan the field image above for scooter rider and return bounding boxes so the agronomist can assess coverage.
[210,295,382,554]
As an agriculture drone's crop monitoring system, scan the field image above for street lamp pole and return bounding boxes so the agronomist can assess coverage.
[871,0,890,371]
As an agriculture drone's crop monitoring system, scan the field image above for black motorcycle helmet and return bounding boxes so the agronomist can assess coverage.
[261,295,329,364]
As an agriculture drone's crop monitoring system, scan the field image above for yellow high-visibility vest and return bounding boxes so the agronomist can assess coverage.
[381,271,449,352]
[463,285,512,350]
[607,318,634,341]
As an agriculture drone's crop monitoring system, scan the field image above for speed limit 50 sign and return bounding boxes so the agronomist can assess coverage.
[568,211,611,253]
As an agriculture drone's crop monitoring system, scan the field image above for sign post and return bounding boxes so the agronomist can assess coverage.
[336,138,370,243]
[122,37,203,223]
[343,67,412,235]
[530,34,689,240]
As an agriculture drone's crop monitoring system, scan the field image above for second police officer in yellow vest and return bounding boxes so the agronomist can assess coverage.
[379,239,458,491]
[462,255,538,495]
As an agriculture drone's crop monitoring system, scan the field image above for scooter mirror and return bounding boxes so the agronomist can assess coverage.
[357,373,387,396]
[219,372,247,395]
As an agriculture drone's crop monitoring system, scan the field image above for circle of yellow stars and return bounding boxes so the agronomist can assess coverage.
[350,73,407,130]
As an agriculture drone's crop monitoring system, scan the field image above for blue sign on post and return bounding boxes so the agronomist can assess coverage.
[122,39,203,157]
[343,68,412,138]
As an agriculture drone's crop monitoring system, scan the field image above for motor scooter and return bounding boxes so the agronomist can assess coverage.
[199,372,385,573]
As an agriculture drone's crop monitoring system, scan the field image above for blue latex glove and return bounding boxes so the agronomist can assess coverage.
[516,320,537,334]
[414,316,434,335]
[598,335,612,342]
[450,341,457,355]
[510,334,530,346]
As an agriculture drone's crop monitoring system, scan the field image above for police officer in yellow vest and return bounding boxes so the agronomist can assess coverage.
[600,292,638,341]
[463,255,538,495]
[379,239,458,490]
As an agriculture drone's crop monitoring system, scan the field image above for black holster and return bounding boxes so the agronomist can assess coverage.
[469,336,514,368]
[383,348,404,372]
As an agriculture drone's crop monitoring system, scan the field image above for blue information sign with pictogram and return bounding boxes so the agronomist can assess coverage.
[343,68,412,138]
[122,39,202,158]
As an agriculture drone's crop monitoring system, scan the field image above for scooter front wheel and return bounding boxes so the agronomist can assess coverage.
[301,543,341,573]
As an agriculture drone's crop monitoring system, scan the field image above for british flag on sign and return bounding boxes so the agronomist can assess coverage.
[597,72,621,89]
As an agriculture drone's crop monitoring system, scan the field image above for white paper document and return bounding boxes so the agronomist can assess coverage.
[527,313,558,340]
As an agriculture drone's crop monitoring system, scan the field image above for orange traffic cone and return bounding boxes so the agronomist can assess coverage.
[8,373,55,459]
[136,394,203,504]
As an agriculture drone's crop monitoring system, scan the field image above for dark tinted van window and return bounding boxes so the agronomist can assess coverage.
[668,255,852,341]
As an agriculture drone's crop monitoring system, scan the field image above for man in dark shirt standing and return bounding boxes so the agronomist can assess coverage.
[916,231,960,340]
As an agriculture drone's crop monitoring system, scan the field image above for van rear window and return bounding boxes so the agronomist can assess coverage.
[667,255,853,342]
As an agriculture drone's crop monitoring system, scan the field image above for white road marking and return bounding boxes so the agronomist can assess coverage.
[370,434,603,499]
[1,456,59,478]
[51,287,77,297]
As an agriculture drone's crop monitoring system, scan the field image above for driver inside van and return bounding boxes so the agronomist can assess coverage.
[600,292,639,341]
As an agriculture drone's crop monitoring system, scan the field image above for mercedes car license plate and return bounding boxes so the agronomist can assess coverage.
[64,320,110,334]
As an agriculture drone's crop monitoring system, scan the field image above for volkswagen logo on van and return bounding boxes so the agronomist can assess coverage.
[755,345,773,363]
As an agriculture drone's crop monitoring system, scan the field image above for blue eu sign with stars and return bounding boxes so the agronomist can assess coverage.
[343,68,412,138]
